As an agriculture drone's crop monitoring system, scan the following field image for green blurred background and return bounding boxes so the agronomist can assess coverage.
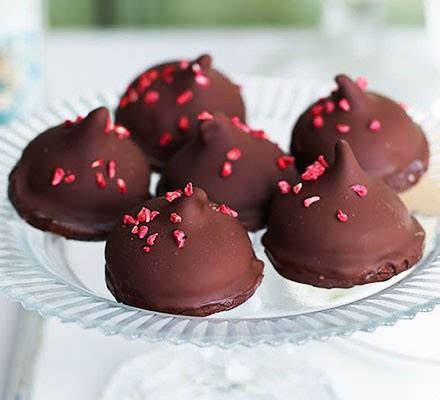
[48,0,424,28]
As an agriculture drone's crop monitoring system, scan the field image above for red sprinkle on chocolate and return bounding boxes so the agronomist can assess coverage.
[195,74,210,88]
[107,160,116,179]
[105,115,114,133]
[277,155,295,170]
[226,147,242,161]
[123,214,138,225]
[368,119,381,132]
[159,132,173,147]
[170,212,182,223]
[221,161,233,177]
[172,229,186,249]
[51,168,65,186]
[350,184,368,197]
[301,159,327,181]
[146,233,159,246]
[142,246,151,253]
[147,69,159,81]
[183,182,194,197]
[96,172,107,188]
[336,123,351,133]
[338,98,350,111]
[218,204,238,218]
[179,59,190,70]
[311,104,324,116]
[144,90,160,105]
[318,154,329,168]
[355,76,368,90]
[116,178,127,193]
[138,225,149,239]
[325,101,335,113]
[293,182,303,194]
[131,225,139,234]
[127,88,138,103]
[197,111,214,121]
[161,65,175,84]
[278,180,291,194]
[166,190,183,202]
[150,210,160,220]
[176,90,193,105]
[64,120,73,128]
[137,75,152,91]
[303,196,320,208]
[114,125,131,139]
[91,159,104,168]
[250,129,268,140]
[313,115,324,128]
[177,115,190,132]
[137,207,151,223]
[119,97,129,109]
[76,116,84,123]
[231,116,251,133]
[336,209,348,222]
[64,173,76,184]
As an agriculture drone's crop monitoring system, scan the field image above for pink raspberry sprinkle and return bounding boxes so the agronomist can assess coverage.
[131,225,139,234]
[119,97,129,109]
[123,214,138,225]
[318,154,329,168]
[338,98,350,112]
[147,69,159,81]
[325,101,335,113]
[105,115,114,134]
[250,129,268,140]
[150,210,160,220]
[231,116,251,133]
[336,123,351,133]
[127,88,138,103]
[350,184,368,197]
[368,119,381,132]
[64,120,73,128]
[313,115,324,128]
[166,190,183,202]
[172,229,186,249]
[195,74,210,88]
[226,147,242,161]
[176,90,193,106]
[221,161,233,178]
[303,196,320,208]
[76,116,84,123]
[218,204,238,218]
[159,132,173,147]
[336,209,348,222]
[91,159,104,168]
[64,173,76,184]
[144,90,160,105]
[293,182,303,194]
[277,155,295,171]
[138,225,149,239]
[355,76,368,90]
[107,160,116,179]
[95,172,107,188]
[170,212,182,223]
[184,182,194,197]
[137,207,151,223]
[278,180,291,194]
[301,160,326,181]
[51,168,65,186]
[142,246,151,253]
[137,75,152,91]
[178,115,190,132]
[311,104,324,116]
[179,59,190,70]
[197,111,214,121]
[114,125,131,139]
[116,178,127,194]
[146,233,159,246]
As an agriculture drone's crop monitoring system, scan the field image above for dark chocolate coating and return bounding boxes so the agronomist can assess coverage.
[290,75,429,192]
[263,140,425,288]
[8,107,150,241]
[115,54,245,171]
[157,112,298,231]
[105,187,264,316]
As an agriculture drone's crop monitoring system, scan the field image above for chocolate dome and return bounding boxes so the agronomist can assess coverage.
[105,185,264,316]
[290,75,429,192]
[115,54,245,171]
[262,140,425,288]
[157,112,297,231]
[8,107,150,241]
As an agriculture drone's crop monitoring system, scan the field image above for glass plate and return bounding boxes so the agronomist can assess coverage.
[0,77,439,347]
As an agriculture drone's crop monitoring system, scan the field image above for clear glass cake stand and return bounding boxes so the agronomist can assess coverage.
[0,77,439,355]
